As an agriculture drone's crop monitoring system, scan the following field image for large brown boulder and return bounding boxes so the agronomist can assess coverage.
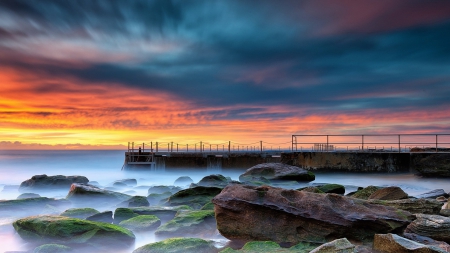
[374,233,447,253]
[368,198,443,215]
[66,183,131,207]
[405,214,450,243]
[368,186,408,200]
[239,163,315,182]
[212,184,414,244]
[19,174,89,192]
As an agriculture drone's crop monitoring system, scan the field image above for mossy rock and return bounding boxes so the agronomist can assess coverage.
[13,215,135,249]
[220,241,316,253]
[155,210,216,238]
[33,244,71,253]
[114,208,139,224]
[0,197,70,216]
[317,184,345,194]
[197,174,229,187]
[86,211,113,223]
[200,202,215,210]
[17,193,41,199]
[174,176,194,186]
[119,215,161,231]
[117,196,149,207]
[297,187,324,194]
[133,237,218,253]
[167,186,223,209]
[148,185,182,195]
[60,208,100,219]
[147,192,172,205]
[352,186,381,200]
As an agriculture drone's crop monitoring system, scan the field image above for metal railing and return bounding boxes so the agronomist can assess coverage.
[291,134,450,153]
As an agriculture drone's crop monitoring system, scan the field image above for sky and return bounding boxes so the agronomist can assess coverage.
[1,0,450,150]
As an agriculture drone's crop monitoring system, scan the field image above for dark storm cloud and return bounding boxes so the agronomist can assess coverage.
[1,0,450,120]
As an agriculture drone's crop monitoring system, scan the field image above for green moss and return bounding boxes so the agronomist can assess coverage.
[200,201,215,210]
[317,184,345,194]
[133,237,217,253]
[352,186,381,200]
[167,186,222,209]
[297,187,324,194]
[119,215,161,231]
[219,241,316,253]
[114,208,139,224]
[33,244,71,253]
[60,208,99,219]
[155,210,215,237]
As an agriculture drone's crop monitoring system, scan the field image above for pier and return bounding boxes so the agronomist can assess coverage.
[122,134,450,172]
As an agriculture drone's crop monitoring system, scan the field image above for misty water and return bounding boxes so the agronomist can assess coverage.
[1,150,450,252]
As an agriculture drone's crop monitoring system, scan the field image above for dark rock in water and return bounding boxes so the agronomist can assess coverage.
[212,184,414,244]
[86,211,113,223]
[114,208,139,224]
[0,197,70,217]
[148,185,182,195]
[368,198,443,215]
[117,196,149,207]
[316,184,345,194]
[220,241,316,253]
[197,174,229,188]
[155,210,217,238]
[174,176,194,186]
[167,186,223,209]
[403,232,450,252]
[114,179,137,187]
[405,214,450,243]
[351,185,381,200]
[309,238,355,253]
[239,163,315,182]
[133,238,218,253]
[114,206,192,224]
[374,233,447,253]
[19,174,89,192]
[113,182,128,189]
[119,215,161,231]
[412,153,450,177]
[368,186,408,200]
[60,207,100,219]
[66,183,131,207]
[33,244,71,253]
[147,192,172,205]
[17,193,41,199]
[440,209,450,217]
[415,189,449,199]
[1,185,19,192]
[13,215,135,250]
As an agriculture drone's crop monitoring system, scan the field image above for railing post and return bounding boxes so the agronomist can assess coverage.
[168,143,169,152]
[362,135,364,151]
[177,143,178,152]
[143,142,145,152]
[151,141,153,153]
[228,141,230,153]
[327,135,329,152]
[260,141,263,153]
[436,134,438,153]
[156,142,158,152]
[200,141,202,153]
[187,144,189,152]
[398,135,401,153]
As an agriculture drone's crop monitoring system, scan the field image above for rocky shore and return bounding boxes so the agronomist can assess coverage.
[1,163,450,252]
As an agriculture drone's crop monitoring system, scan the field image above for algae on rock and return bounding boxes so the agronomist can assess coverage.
[133,237,218,253]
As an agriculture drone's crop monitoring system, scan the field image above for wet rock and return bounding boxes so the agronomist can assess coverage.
[33,244,71,253]
[412,154,450,177]
[403,233,450,252]
[440,209,450,217]
[436,196,447,202]
[415,189,448,199]
[126,205,192,223]
[317,184,345,194]
[0,197,70,217]
[405,214,450,243]
[155,210,217,238]
[368,186,408,200]
[200,202,215,210]
[13,215,135,249]
[297,186,324,194]
[66,183,131,207]
[86,211,113,223]
[17,193,41,199]
[88,181,101,187]
[368,198,443,214]
[114,179,137,187]
[19,174,89,192]
[174,176,194,186]
[220,241,316,252]
[351,186,381,200]
[113,182,128,189]
[147,192,171,205]
[119,215,161,231]
[242,176,272,187]
[198,174,230,188]
[133,237,218,253]
[374,233,447,253]
[117,196,149,207]
[309,238,355,253]
[148,185,182,195]
[167,186,223,209]
[60,207,100,219]
[114,208,139,224]
[239,163,315,182]
[212,184,413,244]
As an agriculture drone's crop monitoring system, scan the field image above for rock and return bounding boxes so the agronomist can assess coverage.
[374,233,447,253]
[440,209,450,217]
[239,163,315,182]
[403,233,450,252]
[436,196,447,202]
[200,202,215,210]
[198,174,230,188]
[120,205,193,223]
[0,197,70,217]
[368,186,408,200]
[86,211,113,223]
[66,183,131,207]
[309,238,355,253]
[415,189,449,199]
[405,214,450,243]
[317,184,345,194]
[368,198,443,214]
[114,179,137,187]
[114,208,139,224]
[242,176,272,187]
[13,215,135,249]
[167,186,223,209]
[119,215,161,231]
[19,174,89,192]
[88,181,101,187]
[147,192,172,205]
[298,187,324,194]
[133,237,218,253]
[212,184,414,244]
[220,241,316,253]
[148,185,182,195]
[117,196,149,207]
[174,176,194,186]
[113,182,128,188]
[155,210,216,239]
[60,207,100,219]
[17,193,41,199]
[123,190,137,195]
[351,186,381,200]
[33,244,71,253]
[412,154,450,177]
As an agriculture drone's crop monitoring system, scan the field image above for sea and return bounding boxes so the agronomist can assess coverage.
[0,150,449,252]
